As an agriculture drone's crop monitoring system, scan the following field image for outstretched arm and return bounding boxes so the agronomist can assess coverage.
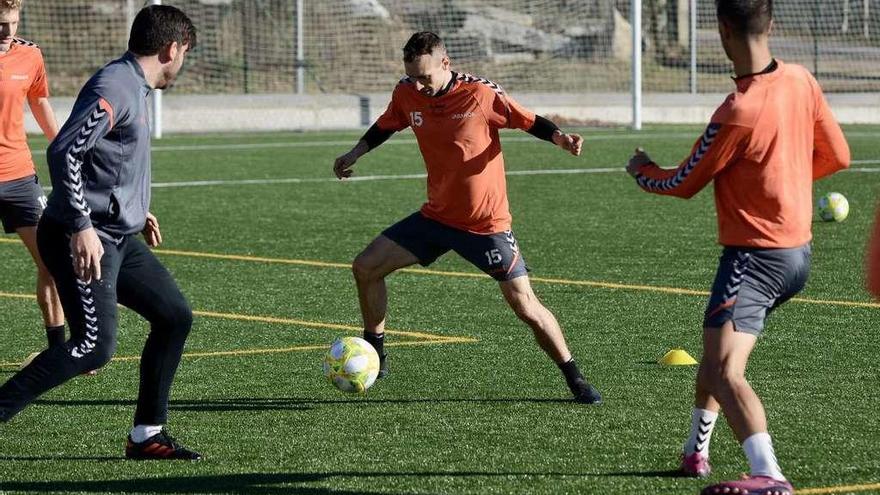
[527,115,583,156]
[626,123,747,199]
[333,123,397,179]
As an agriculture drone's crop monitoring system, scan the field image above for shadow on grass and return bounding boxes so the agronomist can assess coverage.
[604,469,688,478]
[0,470,688,494]
[31,397,577,413]
[0,455,120,461]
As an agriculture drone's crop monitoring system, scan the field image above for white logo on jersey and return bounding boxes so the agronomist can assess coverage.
[10,74,28,80]
[452,112,476,120]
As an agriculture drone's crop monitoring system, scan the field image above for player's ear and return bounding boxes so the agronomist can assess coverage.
[158,41,179,64]
[441,54,450,70]
[766,19,774,36]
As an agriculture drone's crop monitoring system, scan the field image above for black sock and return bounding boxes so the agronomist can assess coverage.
[363,332,385,358]
[558,358,586,394]
[45,325,65,348]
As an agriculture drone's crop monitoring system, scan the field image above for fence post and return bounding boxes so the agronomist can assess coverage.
[296,0,305,94]
[689,0,697,94]
[632,0,642,130]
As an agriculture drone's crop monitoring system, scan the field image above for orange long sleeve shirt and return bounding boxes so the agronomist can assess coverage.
[635,61,850,248]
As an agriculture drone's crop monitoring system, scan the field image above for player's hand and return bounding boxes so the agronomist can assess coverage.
[143,212,162,247]
[553,132,583,156]
[70,227,104,283]
[333,151,358,179]
[627,147,653,177]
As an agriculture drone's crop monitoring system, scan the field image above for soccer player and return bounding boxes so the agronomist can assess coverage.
[868,206,880,300]
[0,0,65,353]
[626,1,849,493]
[0,5,202,460]
[333,31,602,404]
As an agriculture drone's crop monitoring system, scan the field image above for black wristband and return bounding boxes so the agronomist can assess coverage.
[527,115,562,143]
[361,123,395,150]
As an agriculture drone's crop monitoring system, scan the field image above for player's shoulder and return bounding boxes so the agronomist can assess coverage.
[454,72,506,97]
[11,38,43,56]
[714,86,766,128]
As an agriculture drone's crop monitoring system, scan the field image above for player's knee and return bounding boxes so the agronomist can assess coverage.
[155,300,193,335]
[509,298,541,325]
[87,340,118,369]
[352,253,378,283]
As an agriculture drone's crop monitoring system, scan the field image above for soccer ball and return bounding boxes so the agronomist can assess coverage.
[818,192,849,222]
[322,337,380,393]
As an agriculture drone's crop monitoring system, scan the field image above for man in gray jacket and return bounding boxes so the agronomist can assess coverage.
[0,5,201,460]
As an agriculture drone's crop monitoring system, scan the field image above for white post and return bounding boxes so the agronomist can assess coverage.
[296,0,305,94]
[632,0,642,130]
[125,0,136,30]
[689,0,697,94]
[865,0,871,40]
[151,0,163,139]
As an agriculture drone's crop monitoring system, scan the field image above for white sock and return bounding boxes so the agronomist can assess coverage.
[684,408,719,457]
[742,432,786,481]
[130,424,164,443]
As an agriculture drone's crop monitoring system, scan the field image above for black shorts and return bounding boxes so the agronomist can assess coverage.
[0,175,46,233]
[383,212,529,282]
[704,243,811,335]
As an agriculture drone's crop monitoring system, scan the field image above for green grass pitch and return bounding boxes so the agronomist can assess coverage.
[0,125,878,494]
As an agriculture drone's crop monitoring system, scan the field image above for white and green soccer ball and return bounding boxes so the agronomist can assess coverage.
[323,336,380,393]
[818,192,849,222]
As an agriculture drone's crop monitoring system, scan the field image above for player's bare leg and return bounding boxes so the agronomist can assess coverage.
[351,235,419,376]
[699,320,787,487]
[680,355,723,477]
[16,227,65,364]
[499,275,601,404]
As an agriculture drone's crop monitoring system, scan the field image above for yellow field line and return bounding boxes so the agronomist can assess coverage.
[0,291,465,342]
[798,482,880,494]
[4,238,878,309]
[0,338,477,368]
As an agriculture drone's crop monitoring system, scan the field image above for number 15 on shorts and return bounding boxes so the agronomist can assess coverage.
[485,249,502,265]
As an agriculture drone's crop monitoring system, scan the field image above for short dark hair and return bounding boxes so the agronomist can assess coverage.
[402,32,445,63]
[128,5,197,56]
[716,0,772,35]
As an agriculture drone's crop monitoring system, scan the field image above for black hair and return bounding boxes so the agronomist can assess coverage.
[402,32,445,63]
[128,5,197,56]
[715,0,772,35]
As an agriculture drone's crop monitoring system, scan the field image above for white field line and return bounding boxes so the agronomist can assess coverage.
[150,168,624,188]
[28,129,880,155]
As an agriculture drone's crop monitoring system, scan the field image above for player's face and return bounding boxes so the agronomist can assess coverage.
[404,50,451,96]
[0,9,20,53]
[157,43,190,90]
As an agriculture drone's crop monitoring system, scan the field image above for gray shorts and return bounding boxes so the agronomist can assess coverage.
[704,243,811,335]
[0,175,47,233]
[382,212,529,282]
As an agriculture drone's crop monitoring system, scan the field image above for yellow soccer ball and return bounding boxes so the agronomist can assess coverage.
[322,337,380,393]
[818,192,849,222]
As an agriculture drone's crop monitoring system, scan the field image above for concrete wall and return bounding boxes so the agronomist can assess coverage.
[27,92,880,135]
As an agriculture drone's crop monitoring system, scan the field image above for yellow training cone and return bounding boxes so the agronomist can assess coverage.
[659,349,698,366]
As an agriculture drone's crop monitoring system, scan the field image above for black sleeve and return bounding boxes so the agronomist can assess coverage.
[526,115,562,143]
[361,123,396,150]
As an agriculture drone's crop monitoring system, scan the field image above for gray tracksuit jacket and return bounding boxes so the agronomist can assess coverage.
[44,52,152,242]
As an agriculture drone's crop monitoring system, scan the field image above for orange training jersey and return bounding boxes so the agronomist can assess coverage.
[0,38,49,182]
[634,61,850,248]
[375,73,537,234]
